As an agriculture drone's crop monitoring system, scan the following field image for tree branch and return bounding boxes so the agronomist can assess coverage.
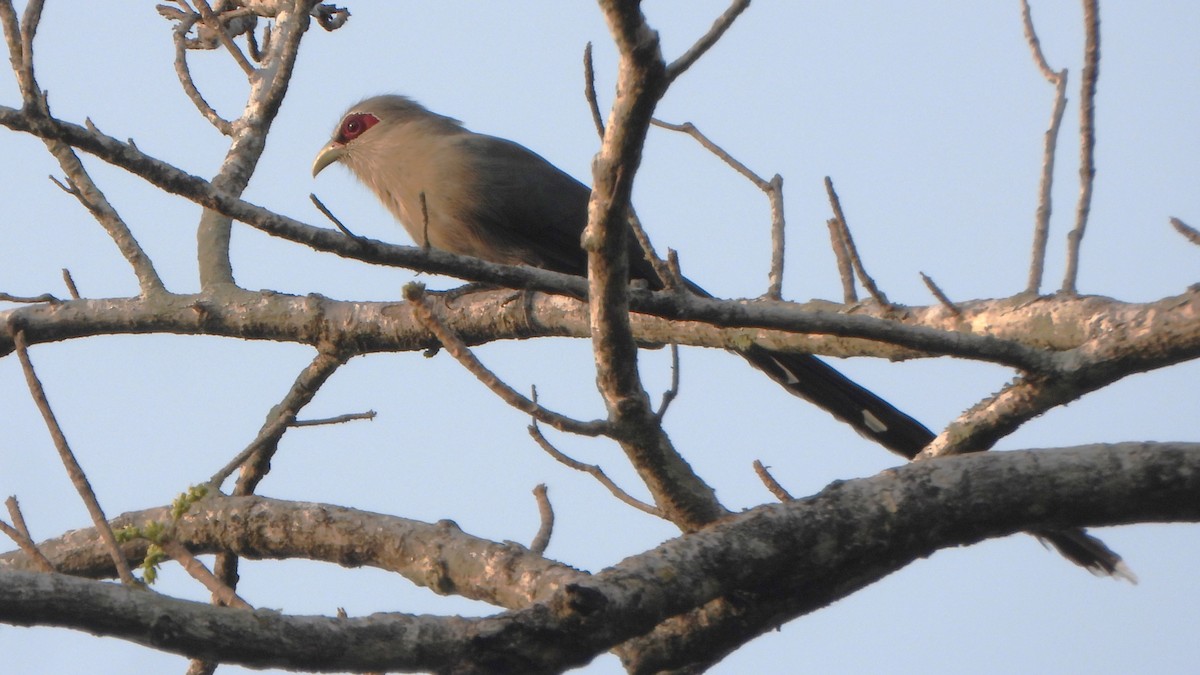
[825,176,890,306]
[1,443,1197,672]
[1021,0,1069,295]
[591,1,726,530]
[1062,0,1100,294]
[11,330,138,586]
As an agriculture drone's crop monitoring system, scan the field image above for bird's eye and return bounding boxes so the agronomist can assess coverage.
[337,113,380,142]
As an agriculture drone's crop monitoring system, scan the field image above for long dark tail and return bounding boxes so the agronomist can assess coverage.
[738,345,1132,580]
[741,345,935,457]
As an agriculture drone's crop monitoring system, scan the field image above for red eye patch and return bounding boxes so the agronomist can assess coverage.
[337,112,380,143]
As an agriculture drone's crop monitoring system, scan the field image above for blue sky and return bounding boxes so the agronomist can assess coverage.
[1,2,1197,673]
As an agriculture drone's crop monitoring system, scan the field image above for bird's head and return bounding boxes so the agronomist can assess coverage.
[311,95,462,178]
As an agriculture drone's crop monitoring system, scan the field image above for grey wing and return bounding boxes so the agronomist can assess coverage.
[460,134,594,277]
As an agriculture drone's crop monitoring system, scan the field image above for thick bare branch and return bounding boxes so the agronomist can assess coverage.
[2,495,585,610]
[2,443,1197,672]
[196,0,314,289]
[592,0,726,530]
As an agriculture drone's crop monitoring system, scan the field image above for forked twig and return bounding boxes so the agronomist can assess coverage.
[0,496,55,572]
[209,347,348,489]
[169,10,234,134]
[652,118,787,298]
[528,421,661,517]
[826,217,857,303]
[824,177,890,307]
[193,0,256,77]
[627,210,679,290]
[1021,0,1069,294]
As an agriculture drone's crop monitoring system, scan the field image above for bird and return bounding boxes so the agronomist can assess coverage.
[312,94,1128,578]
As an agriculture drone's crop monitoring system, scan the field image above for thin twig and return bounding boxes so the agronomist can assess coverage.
[1169,217,1200,246]
[652,119,787,297]
[245,23,263,63]
[12,330,139,586]
[651,119,766,188]
[405,283,609,437]
[0,0,44,101]
[0,291,59,303]
[420,191,430,250]
[529,484,553,556]
[583,42,605,139]
[752,460,794,502]
[60,268,80,299]
[170,11,235,135]
[665,249,683,287]
[18,0,44,96]
[765,174,786,299]
[161,539,252,609]
[209,347,348,488]
[1020,0,1058,79]
[665,0,751,83]
[4,1,164,294]
[1,496,55,572]
[919,272,962,318]
[824,177,890,306]
[826,217,857,303]
[1062,0,1101,295]
[627,210,679,290]
[291,410,376,427]
[310,193,364,240]
[655,343,681,420]
[1021,0,1069,294]
[46,163,168,295]
[194,0,256,77]
[528,422,661,517]
[207,343,348,648]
